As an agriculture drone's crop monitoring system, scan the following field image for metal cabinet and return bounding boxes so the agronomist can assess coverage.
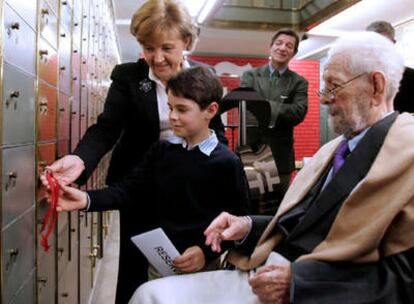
[39,0,59,49]
[59,29,72,95]
[60,0,73,32]
[5,0,37,30]
[58,93,71,157]
[79,211,94,304]
[8,270,36,304]
[57,261,77,304]
[3,3,36,75]
[2,64,36,146]
[38,38,58,87]
[2,209,36,303]
[36,143,57,304]
[1,0,120,302]
[38,82,58,142]
[57,222,70,280]
[2,146,35,227]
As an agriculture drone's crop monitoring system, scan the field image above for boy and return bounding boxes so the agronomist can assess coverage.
[43,66,250,275]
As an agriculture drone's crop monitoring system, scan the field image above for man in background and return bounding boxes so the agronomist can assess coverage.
[240,28,308,199]
[367,20,414,113]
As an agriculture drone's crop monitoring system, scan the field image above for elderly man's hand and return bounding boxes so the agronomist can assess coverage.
[204,212,252,253]
[248,263,291,304]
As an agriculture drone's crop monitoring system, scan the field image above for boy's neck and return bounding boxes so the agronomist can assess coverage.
[185,128,211,147]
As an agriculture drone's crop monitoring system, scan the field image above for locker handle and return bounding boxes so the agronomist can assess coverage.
[60,65,66,71]
[38,160,47,171]
[10,90,20,98]
[59,108,65,112]
[41,8,50,15]
[62,1,68,5]
[88,250,98,267]
[60,33,66,38]
[72,111,77,115]
[61,293,69,298]
[11,22,20,30]
[38,277,48,284]
[9,171,18,179]
[39,49,49,57]
[8,248,19,257]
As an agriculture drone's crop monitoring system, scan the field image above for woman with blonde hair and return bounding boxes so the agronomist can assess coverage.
[44,1,226,302]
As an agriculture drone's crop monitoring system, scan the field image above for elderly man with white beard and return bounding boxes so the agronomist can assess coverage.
[129,31,414,304]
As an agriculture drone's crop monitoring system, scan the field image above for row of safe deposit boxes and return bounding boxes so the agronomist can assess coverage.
[1,0,120,303]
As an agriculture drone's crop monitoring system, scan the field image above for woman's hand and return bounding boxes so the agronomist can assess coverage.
[173,246,206,273]
[41,155,85,186]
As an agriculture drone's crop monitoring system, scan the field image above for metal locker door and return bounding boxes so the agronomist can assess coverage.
[59,28,72,96]
[79,211,93,304]
[58,92,70,156]
[3,3,36,75]
[38,82,58,142]
[38,38,58,87]
[8,269,36,304]
[57,222,70,282]
[2,146,35,228]
[36,142,57,304]
[2,209,36,303]
[5,0,37,29]
[2,64,36,146]
[39,0,58,50]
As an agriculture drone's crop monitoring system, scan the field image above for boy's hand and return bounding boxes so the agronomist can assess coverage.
[51,184,88,212]
[173,246,205,273]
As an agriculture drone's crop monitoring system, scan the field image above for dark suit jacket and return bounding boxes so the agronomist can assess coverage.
[394,66,414,113]
[240,65,308,174]
[72,59,227,303]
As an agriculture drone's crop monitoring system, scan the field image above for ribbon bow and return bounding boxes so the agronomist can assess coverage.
[40,171,60,251]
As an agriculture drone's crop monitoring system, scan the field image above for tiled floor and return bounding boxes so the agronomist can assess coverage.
[91,212,120,304]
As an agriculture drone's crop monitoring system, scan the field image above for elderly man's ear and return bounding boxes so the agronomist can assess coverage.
[371,71,386,106]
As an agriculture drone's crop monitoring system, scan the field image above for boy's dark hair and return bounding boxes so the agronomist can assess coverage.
[166,66,223,110]
[270,28,300,55]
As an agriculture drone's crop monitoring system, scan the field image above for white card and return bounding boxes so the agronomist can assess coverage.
[131,228,181,276]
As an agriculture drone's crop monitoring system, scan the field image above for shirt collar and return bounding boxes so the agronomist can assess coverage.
[148,59,190,87]
[168,130,218,156]
[268,63,287,77]
[346,111,394,152]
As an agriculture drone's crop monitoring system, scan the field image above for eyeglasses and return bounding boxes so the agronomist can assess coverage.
[317,72,367,100]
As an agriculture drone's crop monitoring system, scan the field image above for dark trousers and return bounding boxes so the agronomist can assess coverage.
[114,210,150,304]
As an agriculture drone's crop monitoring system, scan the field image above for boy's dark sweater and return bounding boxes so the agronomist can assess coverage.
[87,140,250,261]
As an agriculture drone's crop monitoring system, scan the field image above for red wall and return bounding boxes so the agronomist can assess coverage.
[189,55,320,161]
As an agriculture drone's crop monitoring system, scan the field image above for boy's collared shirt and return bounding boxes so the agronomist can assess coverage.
[168,130,218,156]
[268,63,287,78]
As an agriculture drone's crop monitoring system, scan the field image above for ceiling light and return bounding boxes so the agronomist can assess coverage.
[182,0,222,24]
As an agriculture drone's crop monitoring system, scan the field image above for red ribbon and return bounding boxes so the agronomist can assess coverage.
[40,171,60,252]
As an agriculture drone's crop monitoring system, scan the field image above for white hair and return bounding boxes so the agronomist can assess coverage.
[327,31,404,101]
